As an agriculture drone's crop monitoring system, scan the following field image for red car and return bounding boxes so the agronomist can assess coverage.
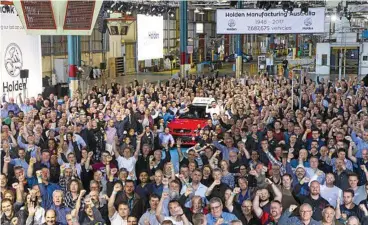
[167,98,214,146]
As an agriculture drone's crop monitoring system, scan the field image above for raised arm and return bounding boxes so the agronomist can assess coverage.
[16,174,25,204]
[3,156,11,176]
[176,206,191,225]
[134,134,143,160]
[264,150,282,167]
[17,135,28,150]
[105,156,112,180]
[112,140,121,159]
[266,178,282,202]
[85,152,93,171]
[209,151,220,169]
[176,139,184,162]
[9,133,17,147]
[27,157,37,178]
[226,187,240,213]
[19,93,24,105]
[205,180,221,197]
[156,192,169,223]
[75,190,86,214]
[335,197,341,219]
[347,141,357,163]
[252,191,263,218]
[91,204,105,223]
[108,183,121,218]
[26,201,36,225]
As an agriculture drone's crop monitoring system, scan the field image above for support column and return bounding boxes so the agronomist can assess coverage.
[225,35,229,56]
[68,35,78,97]
[235,1,242,78]
[75,36,83,92]
[179,1,188,78]
[75,36,81,67]
[269,34,274,51]
[294,34,299,59]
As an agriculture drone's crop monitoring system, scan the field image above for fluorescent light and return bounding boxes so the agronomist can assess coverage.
[331,14,337,21]
[194,8,200,13]
[204,6,212,10]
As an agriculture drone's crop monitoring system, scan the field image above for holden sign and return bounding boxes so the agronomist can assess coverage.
[1,5,42,97]
[4,43,23,77]
[137,14,163,60]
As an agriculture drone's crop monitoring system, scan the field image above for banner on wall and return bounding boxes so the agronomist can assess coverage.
[137,14,163,61]
[0,5,42,98]
[216,8,325,34]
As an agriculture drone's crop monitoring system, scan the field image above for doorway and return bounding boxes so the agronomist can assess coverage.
[330,47,359,77]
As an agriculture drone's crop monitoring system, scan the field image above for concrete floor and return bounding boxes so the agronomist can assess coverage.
[86,73,171,87]
[81,61,262,93]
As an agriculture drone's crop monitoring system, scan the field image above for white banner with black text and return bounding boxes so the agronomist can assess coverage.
[216,8,325,34]
[137,14,163,60]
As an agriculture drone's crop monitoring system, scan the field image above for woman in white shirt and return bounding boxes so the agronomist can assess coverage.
[25,192,45,225]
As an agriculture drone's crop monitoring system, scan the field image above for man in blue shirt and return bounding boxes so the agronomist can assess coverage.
[212,137,239,161]
[2,95,20,115]
[49,190,72,225]
[9,148,29,174]
[27,162,61,210]
[206,197,238,225]
[351,130,368,158]
[159,128,175,148]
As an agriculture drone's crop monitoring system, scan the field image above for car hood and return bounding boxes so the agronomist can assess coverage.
[168,118,207,129]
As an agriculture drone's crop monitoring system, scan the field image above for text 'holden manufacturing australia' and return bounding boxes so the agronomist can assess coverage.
[225,11,316,18]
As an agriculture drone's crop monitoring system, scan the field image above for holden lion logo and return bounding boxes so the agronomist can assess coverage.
[304,18,312,26]
[4,43,23,77]
[228,19,236,27]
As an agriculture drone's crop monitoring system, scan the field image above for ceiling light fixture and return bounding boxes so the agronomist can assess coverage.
[300,3,308,14]
[346,12,352,21]
[199,10,205,15]
[282,1,294,12]
[263,2,271,11]
[331,14,337,21]
[204,6,212,10]
[288,2,294,12]
[194,8,200,13]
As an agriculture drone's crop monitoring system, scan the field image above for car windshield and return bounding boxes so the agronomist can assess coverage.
[179,105,208,119]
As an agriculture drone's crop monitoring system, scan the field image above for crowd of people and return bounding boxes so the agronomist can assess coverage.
[1,73,368,225]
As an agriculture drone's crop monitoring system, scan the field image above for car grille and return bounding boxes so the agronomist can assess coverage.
[173,129,191,134]
[172,135,192,141]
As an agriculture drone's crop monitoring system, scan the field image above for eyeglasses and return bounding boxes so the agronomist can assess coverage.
[210,205,221,210]
[300,210,312,213]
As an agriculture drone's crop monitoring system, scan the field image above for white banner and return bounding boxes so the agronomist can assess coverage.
[0,5,42,98]
[137,14,163,60]
[217,8,325,34]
